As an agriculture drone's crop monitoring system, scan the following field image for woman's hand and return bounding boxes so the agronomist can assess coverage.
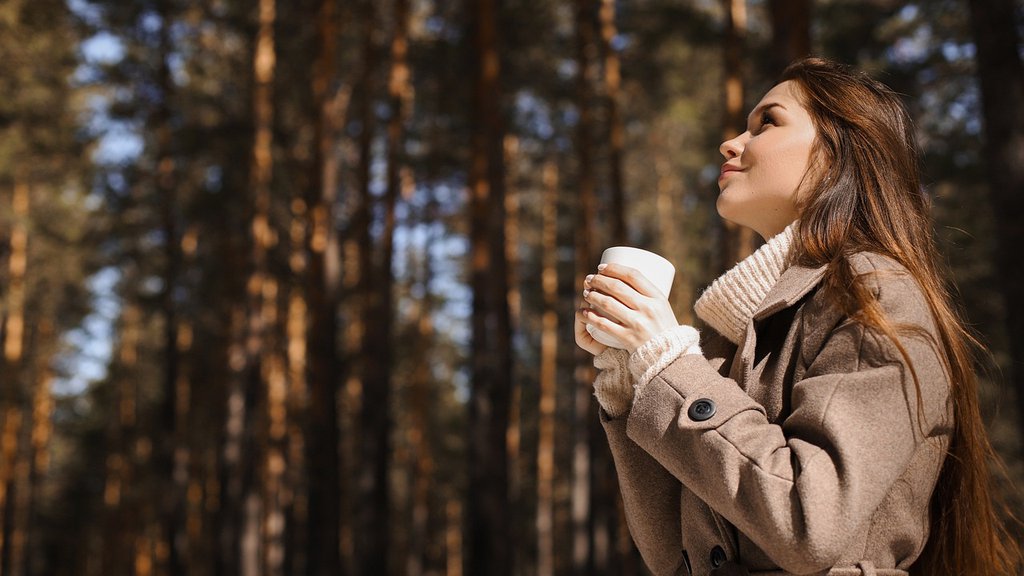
[578,263,680,353]
[574,299,609,356]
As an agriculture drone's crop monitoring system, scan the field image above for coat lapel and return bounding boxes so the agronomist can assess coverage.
[752,263,828,322]
[733,263,829,383]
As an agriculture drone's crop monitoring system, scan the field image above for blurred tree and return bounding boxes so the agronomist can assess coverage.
[967,0,1024,442]
[466,0,514,574]
[305,0,344,572]
[768,0,812,73]
[720,0,757,268]
[572,0,598,573]
[0,0,93,574]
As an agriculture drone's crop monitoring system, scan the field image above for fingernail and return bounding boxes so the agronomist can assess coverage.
[582,289,591,298]
[585,274,594,285]
[597,263,608,271]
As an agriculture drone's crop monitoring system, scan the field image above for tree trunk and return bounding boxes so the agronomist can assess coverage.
[573,0,599,573]
[654,135,694,326]
[356,0,397,568]
[152,1,187,571]
[966,0,1024,446]
[0,177,29,576]
[406,188,438,576]
[306,0,344,573]
[503,134,523,576]
[767,0,811,75]
[20,322,55,576]
[102,302,141,576]
[240,0,278,573]
[599,0,626,246]
[536,160,559,576]
[466,0,513,572]
[720,0,757,269]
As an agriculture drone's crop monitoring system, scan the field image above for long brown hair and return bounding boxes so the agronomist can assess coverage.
[780,57,1022,575]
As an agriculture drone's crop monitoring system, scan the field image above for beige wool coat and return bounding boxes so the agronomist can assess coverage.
[598,252,953,576]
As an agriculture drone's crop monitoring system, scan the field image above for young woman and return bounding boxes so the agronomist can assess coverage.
[574,58,1021,576]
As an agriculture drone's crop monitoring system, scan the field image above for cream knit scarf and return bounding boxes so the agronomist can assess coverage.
[693,222,797,345]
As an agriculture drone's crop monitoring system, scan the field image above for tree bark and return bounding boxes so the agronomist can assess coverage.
[599,0,626,246]
[503,134,524,576]
[720,0,757,269]
[406,188,438,576]
[536,160,559,576]
[767,0,812,74]
[573,0,599,573]
[305,0,344,574]
[356,0,397,568]
[240,0,278,573]
[0,177,29,576]
[466,0,513,572]
[967,0,1024,445]
[152,1,188,571]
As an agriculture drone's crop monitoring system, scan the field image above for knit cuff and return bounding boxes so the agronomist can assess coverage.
[628,325,702,391]
[592,348,633,418]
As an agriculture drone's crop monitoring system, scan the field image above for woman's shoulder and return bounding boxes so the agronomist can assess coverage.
[842,250,939,335]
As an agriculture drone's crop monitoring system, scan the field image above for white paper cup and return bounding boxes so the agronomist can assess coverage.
[586,247,676,349]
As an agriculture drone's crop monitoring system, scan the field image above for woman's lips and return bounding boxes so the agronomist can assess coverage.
[719,165,742,180]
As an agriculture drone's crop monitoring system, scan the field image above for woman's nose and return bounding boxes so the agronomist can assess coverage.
[719,132,747,159]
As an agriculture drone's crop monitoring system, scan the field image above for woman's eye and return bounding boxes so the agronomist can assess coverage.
[759,110,776,129]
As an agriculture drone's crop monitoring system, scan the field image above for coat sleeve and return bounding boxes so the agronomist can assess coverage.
[595,341,694,576]
[622,272,950,574]
[602,413,686,576]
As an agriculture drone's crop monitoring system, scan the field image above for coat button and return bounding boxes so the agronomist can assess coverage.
[710,545,727,567]
[688,399,716,422]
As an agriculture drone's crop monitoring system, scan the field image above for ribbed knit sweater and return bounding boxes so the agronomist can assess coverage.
[592,222,797,417]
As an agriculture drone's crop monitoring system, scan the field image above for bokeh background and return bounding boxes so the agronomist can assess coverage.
[0,0,1021,574]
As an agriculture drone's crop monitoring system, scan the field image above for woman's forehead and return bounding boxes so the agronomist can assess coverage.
[757,81,802,107]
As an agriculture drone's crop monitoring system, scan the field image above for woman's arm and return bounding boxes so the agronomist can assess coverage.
[621,272,950,574]
[593,348,688,576]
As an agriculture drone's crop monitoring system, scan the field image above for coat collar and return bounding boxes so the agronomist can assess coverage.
[752,262,828,321]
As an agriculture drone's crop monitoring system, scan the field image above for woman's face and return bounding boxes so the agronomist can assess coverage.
[717,80,818,240]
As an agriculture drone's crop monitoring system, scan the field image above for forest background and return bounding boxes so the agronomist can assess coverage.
[0,0,1022,575]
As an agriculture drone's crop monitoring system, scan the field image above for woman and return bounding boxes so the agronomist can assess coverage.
[575,57,1021,575]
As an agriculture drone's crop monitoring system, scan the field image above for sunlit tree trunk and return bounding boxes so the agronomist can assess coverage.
[354,0,393,570]
[101,302,141,576]
[152,1,188,571]
[536,160,559,576]
[719,0,756,269]
[599,0,626,246]
[967,0,1024,444]
[239,0,279,573]
[19,321,55,576]
[445,498,463,576]
[653,133,694,326]
[503,134,524,576]
[466,0,513,572]
[406,192,437,576]
[306,0,345,573]
[573,0,599,573]
[0,177,29,576]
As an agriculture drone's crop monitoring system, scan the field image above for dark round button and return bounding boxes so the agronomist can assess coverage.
[710,545,727,568]
[688,399,716,422]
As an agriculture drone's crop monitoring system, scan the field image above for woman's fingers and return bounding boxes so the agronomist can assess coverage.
[574,304,609,355]
[583,286,632,326]
[579,305,627,341]
[585,273,641,312]
[595,263,663,299]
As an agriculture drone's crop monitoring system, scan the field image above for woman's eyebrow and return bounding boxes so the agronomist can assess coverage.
[746,102,787,130]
